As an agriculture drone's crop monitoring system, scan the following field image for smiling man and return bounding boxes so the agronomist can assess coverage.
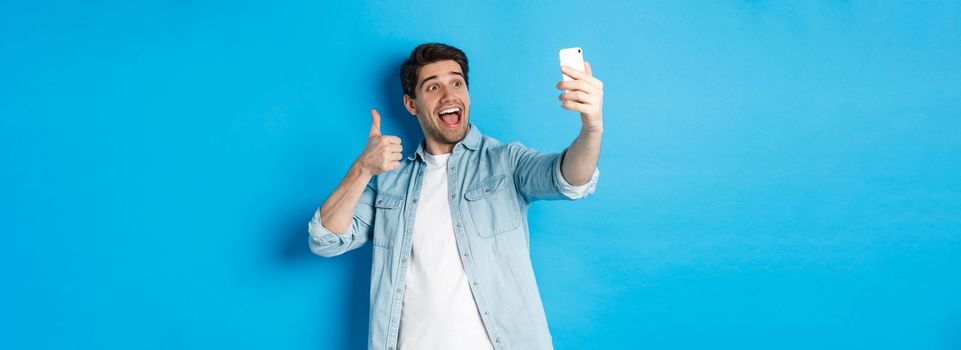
[308,43,603,350]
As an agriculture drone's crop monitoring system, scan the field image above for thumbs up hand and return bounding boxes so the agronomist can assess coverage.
[356,109,403,175]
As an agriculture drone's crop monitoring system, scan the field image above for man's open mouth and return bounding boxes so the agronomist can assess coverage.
[437,106,462,128]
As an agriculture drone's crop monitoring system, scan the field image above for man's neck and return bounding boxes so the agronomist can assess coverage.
[425,139,454,155]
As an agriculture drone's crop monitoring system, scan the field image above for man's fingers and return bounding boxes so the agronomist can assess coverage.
[380,143,401,153]
[556,80,599,94]
[560,100,590,114]
[369,109,382,137]
[559,65,585,80]
[381,135,402,145]
[584,61,592,76]
[560,65,602,89]
[381,150,404,161]
[558,91,591,104]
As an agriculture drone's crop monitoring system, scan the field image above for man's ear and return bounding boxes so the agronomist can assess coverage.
[403,94,418,116]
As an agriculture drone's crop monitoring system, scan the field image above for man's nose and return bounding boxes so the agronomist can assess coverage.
[440,88,455,102]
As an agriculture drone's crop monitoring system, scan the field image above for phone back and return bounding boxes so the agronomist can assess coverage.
[559,47,585,82]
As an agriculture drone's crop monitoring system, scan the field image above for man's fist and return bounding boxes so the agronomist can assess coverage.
[356,109,403,175]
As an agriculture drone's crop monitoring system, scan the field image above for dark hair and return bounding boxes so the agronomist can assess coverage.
[400,43,469,98]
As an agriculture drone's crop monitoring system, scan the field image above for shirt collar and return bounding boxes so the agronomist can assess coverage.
[408,123,481,161]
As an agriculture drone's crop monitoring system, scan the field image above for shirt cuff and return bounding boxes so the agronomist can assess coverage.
[554,150,600,200]
[308,208,350,247]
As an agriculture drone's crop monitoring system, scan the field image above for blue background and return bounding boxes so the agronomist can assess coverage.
[2,1,960,349]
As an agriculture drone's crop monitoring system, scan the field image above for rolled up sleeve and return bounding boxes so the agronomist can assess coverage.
[553,148,600,200]
[307,184,376,257]
[510,142,600,203]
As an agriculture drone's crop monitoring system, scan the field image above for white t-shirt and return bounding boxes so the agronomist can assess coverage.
[398,152,495,350]
[397,150,596,349]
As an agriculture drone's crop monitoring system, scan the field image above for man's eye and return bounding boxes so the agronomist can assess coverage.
[453,81,462,87]
[428,85,437,91]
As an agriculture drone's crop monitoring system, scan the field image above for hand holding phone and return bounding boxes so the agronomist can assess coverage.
[556,46,604,133]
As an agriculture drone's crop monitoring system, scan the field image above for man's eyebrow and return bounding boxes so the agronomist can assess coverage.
[419,71,465,89]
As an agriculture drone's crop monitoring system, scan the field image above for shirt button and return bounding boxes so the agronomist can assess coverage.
[484,311,488,315]
[401,257,407,263]
[473,281,478,286]
[451,194,456,199]
[412,199,418,203]
[495,338,501,343]
[456,223,461,228]
[396,288,402,293]
[463,251,469,257]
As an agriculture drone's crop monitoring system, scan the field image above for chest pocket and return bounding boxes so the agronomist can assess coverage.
[372,192,404,248]
[464,174,521,238]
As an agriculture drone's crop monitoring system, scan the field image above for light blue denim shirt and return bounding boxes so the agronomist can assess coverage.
[308,124,599,350]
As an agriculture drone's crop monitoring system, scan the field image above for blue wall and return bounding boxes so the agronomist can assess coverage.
[2,1,960,349]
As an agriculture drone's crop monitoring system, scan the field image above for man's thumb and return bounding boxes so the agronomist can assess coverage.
[369,109,381,137]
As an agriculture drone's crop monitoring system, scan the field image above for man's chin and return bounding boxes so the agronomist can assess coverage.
[442,126,468,143]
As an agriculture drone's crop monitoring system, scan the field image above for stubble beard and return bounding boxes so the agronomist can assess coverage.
[423,115,468,146]
[436,123,468,144]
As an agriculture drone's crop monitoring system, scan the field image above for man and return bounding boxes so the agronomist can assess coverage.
[308,43,603,350]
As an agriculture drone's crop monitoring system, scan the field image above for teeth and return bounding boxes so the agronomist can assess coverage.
[439,107,461,114]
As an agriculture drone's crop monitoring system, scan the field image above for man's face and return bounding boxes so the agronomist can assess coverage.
[404,60,471,149]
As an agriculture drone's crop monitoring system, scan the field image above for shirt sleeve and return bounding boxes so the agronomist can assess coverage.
[553,148,600,200]
[510,141,600,203]
[307,182,376,257]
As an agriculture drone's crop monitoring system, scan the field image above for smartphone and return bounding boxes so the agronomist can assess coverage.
[559,47,586,82]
